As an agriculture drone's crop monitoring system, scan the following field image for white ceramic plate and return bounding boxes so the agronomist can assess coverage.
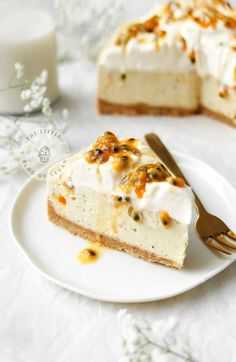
[10,152,236,303]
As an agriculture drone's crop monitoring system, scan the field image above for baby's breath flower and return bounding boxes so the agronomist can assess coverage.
[23,104,33,113]
[42,97,52,117]
[55,0,125,62]
[0,64,69,180]
[14,62,24,79]
[21,69,49,114]
[30,99,42,109]
[152,317,178,339]
[36,70,48,85]
[35,86,47,99]
[62,108,69,119]
[20,89,31,101]
[42,97,50,108]
[31,83,40,94]
[42,106,52,117]
[118,310,198,362]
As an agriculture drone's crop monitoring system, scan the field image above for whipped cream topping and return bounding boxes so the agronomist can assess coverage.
[99,1,236,87]
[62,139,193,224]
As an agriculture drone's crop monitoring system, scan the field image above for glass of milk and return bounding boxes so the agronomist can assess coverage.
[0,1,59,114]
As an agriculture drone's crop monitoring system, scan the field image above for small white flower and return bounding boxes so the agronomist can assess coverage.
[125,327,140,350]
[152,317,178,340]
[37,69,48,85]
[62,108,69,119]
[23,104,32,113]
[42,97,50,108]
[34,85,47,98]
[20,89,31,101]
[152,347,173,362]
[42,105,52,117]
[30,98,42,109]
[30,83,40,94]
[14,62,24,79]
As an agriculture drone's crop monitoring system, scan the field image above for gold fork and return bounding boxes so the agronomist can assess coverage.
[145,133,236,255]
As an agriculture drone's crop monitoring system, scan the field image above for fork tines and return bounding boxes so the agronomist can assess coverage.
[206,231,236,255]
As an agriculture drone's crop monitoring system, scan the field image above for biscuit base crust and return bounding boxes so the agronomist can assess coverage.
[97,98,200,117]
[201,106,236,127]
[48,201,182,269]
[97,99,235,127]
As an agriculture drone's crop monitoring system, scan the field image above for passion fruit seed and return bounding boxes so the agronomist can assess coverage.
[77,248,98,264]
[130,175,138,183]
[130,210,140,222]
[218,85,228,98]
[112,155,131,171]
[189,49,196,64]
[147,168,158,175]
[95,149,103,155]
[167,177,185,187]
[85,132,140,166]
[86,249,96,257]
[120,144,131,151]
[137,166,148,172]
[160,211,171,226]
[112,146,120,153]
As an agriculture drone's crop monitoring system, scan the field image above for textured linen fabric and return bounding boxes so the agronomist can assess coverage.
[1,60,236,362]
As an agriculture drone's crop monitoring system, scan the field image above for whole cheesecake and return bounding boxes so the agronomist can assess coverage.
[47,132,193,269]
[97,0,236,127]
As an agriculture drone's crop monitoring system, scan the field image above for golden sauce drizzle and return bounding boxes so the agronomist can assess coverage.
[114,1,236,49]
[120,163,170,199]
[96,164,104,242]
[84,132,140,166]
[77,247,99,264]
[54,194,67,205]
[111,207,121,233]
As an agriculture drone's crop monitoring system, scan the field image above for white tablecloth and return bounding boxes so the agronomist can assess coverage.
[1,62,236,362]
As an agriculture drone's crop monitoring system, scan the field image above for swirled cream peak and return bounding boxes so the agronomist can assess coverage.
[60,132,193,224]
[99,0,236,86]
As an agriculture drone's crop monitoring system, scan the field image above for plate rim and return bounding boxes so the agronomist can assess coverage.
[9,151,236,303]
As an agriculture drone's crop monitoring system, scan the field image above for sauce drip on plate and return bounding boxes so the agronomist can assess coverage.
[77,247,99,264]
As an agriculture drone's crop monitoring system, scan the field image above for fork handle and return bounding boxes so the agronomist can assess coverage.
[145,133,206,214]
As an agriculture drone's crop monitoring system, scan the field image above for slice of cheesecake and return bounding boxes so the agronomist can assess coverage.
[97,0,236,127]
[47,132,193,269]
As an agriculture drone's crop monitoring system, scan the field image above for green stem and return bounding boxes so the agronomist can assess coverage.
[136,327,199,362]
[0,79,31,94]
[0,84,23,93]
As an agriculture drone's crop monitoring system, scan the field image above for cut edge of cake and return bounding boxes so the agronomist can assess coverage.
[48,200,183,269]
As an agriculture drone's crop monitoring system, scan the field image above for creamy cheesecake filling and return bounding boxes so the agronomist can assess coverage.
[201,76,236,120]
[98,68,200,109]
[48,187,189,267]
